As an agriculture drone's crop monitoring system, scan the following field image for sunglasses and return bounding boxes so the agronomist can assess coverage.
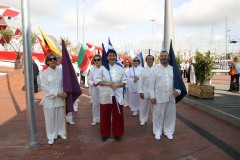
[94,58,101,62]
[133,60,140,62]
[48,57,57,61]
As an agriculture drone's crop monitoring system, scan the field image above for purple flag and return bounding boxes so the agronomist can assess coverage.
[62,39,82,113]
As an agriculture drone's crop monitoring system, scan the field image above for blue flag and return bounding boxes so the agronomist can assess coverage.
[137,51,144,67]
[101,43,109,70]
[62,39,82,113]
[168,40,187,103]
[108,37,123,68]
[108,37,114,50]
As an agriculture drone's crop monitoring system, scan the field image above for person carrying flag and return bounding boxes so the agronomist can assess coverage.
[95,49,127,142]
[149,51,181,141]
[40,52,67,145]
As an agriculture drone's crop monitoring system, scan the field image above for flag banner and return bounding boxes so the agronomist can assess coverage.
[168,40,187,103]
[108,37,114,50]
[38,26,62,56]
[102,43,110,70]
[78,44,93,71]
[108,37,123,68]
[137,51,144,67]
[78,45,85,68]
[62,39,82,113]
[37,36,52,56]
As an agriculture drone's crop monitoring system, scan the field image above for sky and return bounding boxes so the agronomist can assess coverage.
[1,0,240,54]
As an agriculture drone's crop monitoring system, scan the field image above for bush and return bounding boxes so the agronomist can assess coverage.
[193,51,213,86]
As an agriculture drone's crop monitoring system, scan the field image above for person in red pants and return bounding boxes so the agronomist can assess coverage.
[95,49,127,142]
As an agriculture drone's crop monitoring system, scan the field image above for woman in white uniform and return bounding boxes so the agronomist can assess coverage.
[128,56,143,116]
[40,53,67,145]
[88,54,102,126]
[123,59,132,107]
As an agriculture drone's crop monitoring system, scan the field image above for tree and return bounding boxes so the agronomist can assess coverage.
[0,28,38,60]
[60,36,71,49]
[176,53,181,71]
[0,27,22,60]
[193,51,213,86]
[31,32,38,52]
[59,36,79,55]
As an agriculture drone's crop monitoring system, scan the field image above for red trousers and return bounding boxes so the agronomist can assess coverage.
[100,97,124,138]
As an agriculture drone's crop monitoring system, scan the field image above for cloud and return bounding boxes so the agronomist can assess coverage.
[1,0,240,53]
[174,0,240,27]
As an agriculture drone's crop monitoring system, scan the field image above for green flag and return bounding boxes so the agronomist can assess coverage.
[78,45,85,68]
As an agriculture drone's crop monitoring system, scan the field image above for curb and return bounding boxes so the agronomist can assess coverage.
[182,97,240,128]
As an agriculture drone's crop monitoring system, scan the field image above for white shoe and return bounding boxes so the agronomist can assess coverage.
[68,121,75,125]
[48,139,54,145]
[155,134,161,140]
[59,134,66,140]
[166,134,173,140]
[91,121,97,126]
[132,111,138,116]
[140,121,145,126]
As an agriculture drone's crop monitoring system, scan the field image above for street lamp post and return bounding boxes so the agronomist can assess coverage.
[226,29,231,59]
[150,19,155,55]
[225,17,231,59]
[83,0,85,44]
[76,0,79,44]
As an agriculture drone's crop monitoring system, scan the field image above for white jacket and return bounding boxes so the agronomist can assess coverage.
[149,64,175,103]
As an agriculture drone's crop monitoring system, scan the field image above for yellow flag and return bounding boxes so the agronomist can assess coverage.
[38,26,62,56]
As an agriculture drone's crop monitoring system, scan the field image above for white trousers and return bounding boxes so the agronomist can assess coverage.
[73,100,79,111]
[123,88,129,107]
[91,86,100,122]
[43,106,66,140]
[139,98,152,123]
[152,101,176,135]
[66,100,79,123]
[128,91,140,112]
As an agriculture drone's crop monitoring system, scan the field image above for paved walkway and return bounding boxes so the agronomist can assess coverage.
[183,75,240,127]
[0,74,240,160]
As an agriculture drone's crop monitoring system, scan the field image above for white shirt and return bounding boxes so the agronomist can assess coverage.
[40,66,65,108]
[95,64,127,105]
[184,63,189,71]
[72,62,79,75]
[138,65,154,98]
[180,63,185,71]
[88,66,100,87]
[149,64,175,103]
[128,65,143,92]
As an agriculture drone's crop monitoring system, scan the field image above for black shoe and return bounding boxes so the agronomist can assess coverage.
[115,136,121,142]
[101,137,108,142]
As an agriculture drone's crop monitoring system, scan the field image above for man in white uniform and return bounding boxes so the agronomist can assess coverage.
[138,55,154,126]
[149,51,181,141]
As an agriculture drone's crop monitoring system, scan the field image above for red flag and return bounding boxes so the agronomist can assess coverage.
[37,36,52,56]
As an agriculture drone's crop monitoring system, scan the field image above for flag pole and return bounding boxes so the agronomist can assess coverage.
[64,100,68,142]
[163,0,174,52]
[21,0,39,147]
